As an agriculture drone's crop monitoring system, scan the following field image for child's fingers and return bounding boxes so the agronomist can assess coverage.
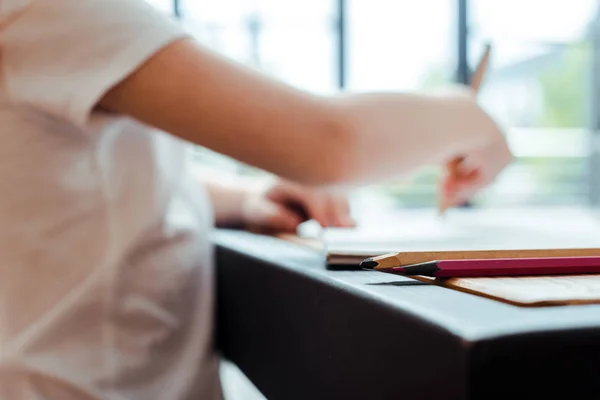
[244,200,303,233]
[267,185,329,226]
[326,193,355,228]
[441,164,485,207]
[265,203,304,233]
[444,176,486,206]
[265,180,353,228]
[457,156,480,176]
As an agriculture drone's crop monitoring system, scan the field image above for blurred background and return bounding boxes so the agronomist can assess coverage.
[145,2,600,397]
[147,0,600,213]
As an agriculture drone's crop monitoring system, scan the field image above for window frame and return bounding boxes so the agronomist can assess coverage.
[590,7,600,207]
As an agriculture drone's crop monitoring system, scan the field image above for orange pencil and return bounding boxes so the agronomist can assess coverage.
[438,43,491,215]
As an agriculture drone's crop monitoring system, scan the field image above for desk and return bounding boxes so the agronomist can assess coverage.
[215,230,600,400]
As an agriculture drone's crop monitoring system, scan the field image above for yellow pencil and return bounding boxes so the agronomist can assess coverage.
[438,43,492,215]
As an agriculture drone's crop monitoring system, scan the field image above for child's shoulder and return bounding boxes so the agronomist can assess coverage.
[1,0,187,130]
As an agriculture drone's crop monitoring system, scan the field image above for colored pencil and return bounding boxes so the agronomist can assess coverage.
[387,256,600,278]
[359,247,600,270]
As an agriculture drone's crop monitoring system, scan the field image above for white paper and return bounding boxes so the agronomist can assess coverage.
[314,207,600,255]
[454,274,600,304]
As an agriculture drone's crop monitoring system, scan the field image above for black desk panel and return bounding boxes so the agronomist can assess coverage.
[215,230,600,400]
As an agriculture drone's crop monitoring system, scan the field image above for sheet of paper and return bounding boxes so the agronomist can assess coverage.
[435,274,600,306]
[316,207,600,255]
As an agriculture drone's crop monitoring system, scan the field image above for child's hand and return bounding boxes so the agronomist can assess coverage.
[440,133,512,208]
[242,179,355,233]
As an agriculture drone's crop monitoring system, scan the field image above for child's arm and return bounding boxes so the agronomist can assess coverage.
[1,0,509,201]
[100,39,510,191]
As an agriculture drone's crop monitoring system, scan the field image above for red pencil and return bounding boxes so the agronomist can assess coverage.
[389,256,600,278]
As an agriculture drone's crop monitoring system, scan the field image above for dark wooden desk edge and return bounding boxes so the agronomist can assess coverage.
[214,235,469,399]
[469,328,600,399]
[214,230,600,400]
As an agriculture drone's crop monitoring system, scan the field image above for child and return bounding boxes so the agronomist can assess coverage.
[0,0,511,399]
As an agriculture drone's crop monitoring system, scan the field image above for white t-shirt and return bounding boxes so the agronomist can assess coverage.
[0,1,222,399]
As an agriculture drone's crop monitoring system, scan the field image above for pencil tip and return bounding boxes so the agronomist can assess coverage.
[360,258,379,269]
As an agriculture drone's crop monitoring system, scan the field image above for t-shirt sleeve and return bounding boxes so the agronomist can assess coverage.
[0,0,189,128]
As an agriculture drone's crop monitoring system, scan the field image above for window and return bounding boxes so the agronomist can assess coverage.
[144,0,175,15]
[154,0,600,209]
[470,0,599,207]
[177,0,338,176]
[345,0,456,209]
[346,0,455,92]
[180,0,336,93]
